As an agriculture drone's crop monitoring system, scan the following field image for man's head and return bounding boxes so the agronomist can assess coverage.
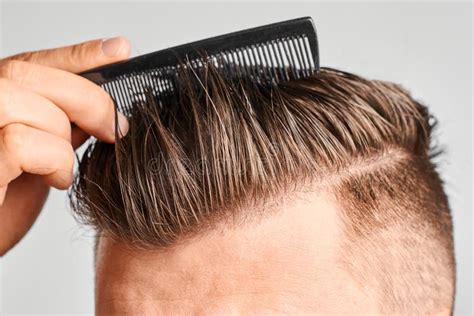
[71,67,455,314]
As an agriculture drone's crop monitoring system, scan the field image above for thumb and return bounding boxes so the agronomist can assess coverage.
[3,37,131,73]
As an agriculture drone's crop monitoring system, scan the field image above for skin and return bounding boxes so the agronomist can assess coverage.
[95,188,380,315]
[0,37,131,255]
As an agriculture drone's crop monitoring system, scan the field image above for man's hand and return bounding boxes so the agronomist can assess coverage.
[0,37,131,256]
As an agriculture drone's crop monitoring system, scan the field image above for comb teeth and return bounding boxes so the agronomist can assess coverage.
[81,17,319,114]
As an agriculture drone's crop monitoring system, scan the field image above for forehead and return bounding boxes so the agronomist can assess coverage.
[92,189,376,313]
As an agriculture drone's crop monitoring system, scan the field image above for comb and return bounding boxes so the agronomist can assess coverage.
[80,17,319,113]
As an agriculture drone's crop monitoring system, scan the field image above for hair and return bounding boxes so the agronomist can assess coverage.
[70,66,455,314]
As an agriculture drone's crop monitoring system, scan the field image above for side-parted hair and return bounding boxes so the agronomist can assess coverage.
[70,66,455,314]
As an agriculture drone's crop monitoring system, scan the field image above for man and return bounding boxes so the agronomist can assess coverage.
[0,38,455,315]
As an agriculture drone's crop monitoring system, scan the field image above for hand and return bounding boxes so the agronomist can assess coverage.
[0,37,131,256]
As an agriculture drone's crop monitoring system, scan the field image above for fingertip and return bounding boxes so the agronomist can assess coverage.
[117,112,130,139]
[108,112,129,142]
[120,37,131,59]
[43,170,73,190]
[101,36,131,59]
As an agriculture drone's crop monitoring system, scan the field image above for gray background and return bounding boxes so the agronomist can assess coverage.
[0,1,472,314]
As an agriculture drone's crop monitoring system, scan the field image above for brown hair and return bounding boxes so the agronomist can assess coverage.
[70,66,454,313]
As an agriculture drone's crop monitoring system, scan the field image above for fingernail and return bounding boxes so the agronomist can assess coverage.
[114,112,129,139]
[102,37,125,57]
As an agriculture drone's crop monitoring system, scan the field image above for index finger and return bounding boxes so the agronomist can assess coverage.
[0,60,128,143]
[3,37,131,73]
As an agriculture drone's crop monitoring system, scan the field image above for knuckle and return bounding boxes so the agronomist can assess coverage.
[69,44,85,63]
[0,60,21,79]
[67,43,93,67]
[0,60,35,85]
[15,51,39,64]
[2,124,27,156]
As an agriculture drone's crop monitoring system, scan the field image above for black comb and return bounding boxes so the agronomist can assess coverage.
[80,17,319,114]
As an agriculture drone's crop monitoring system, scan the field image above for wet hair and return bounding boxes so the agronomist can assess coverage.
[70,66,455,314]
